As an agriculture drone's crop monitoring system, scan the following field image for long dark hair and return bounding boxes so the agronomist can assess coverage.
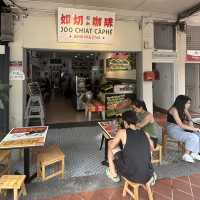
[133,99,148,111]
[172,95,191,120]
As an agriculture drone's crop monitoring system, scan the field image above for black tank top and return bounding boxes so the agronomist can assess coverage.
[167,110,187,124]
[167,112,177,124]
[122,128,154,183]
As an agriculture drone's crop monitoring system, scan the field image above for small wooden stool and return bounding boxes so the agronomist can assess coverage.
[0,175,26,200]
[37,145,65,181]
[152,144,162,165]
[0,150,11,176]
[122,177,153,200]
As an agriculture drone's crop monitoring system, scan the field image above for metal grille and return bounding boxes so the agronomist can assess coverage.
[154,23,176,50]
[187,26,200,50]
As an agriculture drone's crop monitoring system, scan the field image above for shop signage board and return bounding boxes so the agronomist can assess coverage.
[186,50,200,61]
[9,61,25,80]
[57,7,115,44]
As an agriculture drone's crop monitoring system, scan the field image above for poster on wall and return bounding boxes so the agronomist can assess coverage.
[105,93,132,118]
[9,61,25,80]
[106,52,136,71]
[57,7,115,44]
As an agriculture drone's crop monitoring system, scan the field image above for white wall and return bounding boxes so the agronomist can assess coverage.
[9,43,24,128]
[175,30,186,95]
[19,15,141,51]
[139,18,154,113]
[153,63,174,110]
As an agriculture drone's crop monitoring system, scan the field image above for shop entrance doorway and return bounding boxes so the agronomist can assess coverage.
[23,49,137,125]
[153,63,175,112]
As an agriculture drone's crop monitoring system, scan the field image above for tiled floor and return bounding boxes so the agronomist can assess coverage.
[46,96,103,124]
[46,95,168,125]
[40,173,200,200]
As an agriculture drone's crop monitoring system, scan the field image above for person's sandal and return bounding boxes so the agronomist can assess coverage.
[106,168,120,183]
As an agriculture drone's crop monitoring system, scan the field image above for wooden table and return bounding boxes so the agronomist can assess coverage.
[0,126,48,183]
[192,117,200,126]
[98,121,118,166]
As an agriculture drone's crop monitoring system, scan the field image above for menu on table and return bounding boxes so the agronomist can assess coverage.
[192,117,200,125]
[98,121,119,138]
[0,126,48,149]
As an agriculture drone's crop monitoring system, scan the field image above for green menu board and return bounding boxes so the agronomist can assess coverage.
[105,93,132,118]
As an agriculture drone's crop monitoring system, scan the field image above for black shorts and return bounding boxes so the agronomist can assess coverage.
[113,151,127,177]
[113,151,154,184]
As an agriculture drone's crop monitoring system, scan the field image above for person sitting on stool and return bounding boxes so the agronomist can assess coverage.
[167,95,200,163]
[132,99,158,149]
[106,110,155,183]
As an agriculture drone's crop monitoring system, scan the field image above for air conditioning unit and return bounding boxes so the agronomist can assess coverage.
[152,50,177,62]
[0,12,14,42]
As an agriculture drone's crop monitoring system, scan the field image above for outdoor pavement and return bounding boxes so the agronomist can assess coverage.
[38,173,200,200]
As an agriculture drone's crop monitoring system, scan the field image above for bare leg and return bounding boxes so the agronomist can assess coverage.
[107,140,121,177]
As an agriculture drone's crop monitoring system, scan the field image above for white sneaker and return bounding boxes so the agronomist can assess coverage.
[153,172,158,181]
[191,153,200,161]
[182,154,195,163]
[148,172,157,186]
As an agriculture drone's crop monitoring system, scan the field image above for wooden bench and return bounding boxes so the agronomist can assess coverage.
[37,145,65,181]
[122,177,153,200]
[0,175,26,200]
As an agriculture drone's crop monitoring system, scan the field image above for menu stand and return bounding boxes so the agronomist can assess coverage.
[101,136,109,166]
[98,122,115,167]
